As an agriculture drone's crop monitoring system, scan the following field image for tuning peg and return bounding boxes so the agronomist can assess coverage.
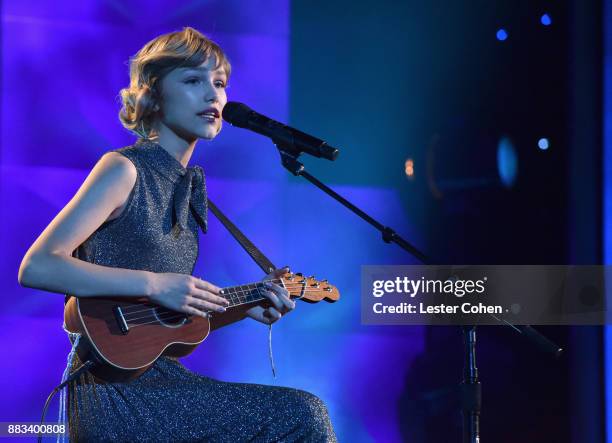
[295,272,303,277]
[324,287,333,292]
[321,279,328,284]
[308,275,315,280]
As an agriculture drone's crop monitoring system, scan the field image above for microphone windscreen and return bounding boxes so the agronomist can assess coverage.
[222,102,252,128]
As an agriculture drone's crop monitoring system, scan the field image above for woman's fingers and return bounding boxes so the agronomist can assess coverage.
[265,266,290,281]
[245,304,288,325]
[191,277,229,309]
[265,282,295,310]
[182,305,211,318]
[193,277,223,295]
[263,308,282,323]
[186,295,227,313]
[262,282,295,313]
[260,284,283,311]
[191,286,229,308]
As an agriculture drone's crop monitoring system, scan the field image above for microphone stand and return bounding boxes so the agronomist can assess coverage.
[278,150,429,262]
[274,141,564,443]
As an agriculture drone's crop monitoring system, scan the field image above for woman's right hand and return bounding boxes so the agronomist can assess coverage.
[148,273,229,318]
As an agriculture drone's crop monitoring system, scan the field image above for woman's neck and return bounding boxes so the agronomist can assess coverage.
[149,125,197,168]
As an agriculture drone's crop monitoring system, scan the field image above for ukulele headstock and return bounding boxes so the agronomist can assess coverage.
[279,271,340,303]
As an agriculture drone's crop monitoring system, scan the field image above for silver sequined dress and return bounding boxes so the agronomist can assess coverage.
[66,139,337,442]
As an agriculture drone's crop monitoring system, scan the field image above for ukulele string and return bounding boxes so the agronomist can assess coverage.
[116,278,319,315]
[120,283,327,319]
[124,288,326,328]
[116,276,280,313]
[123,288,325,326]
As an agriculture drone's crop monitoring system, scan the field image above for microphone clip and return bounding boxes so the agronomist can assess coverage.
[277,142,305,176]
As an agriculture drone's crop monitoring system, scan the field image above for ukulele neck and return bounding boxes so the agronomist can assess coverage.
[221,281,290,308]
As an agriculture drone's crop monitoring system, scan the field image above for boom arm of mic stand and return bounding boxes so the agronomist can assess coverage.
[276,148,563,353]
[278,150,430,263]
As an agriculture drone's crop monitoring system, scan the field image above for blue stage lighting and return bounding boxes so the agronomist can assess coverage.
[496,29,508,41]
[538,138,549,150]
[541,14,552,26]
[497,137,518,188]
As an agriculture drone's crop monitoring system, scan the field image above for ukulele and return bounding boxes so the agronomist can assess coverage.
[64,271,339,382]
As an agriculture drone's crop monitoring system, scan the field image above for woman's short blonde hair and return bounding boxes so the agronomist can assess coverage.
[118,27,231,139]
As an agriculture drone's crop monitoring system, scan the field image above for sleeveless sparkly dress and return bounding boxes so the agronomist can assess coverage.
[65,139,337,442]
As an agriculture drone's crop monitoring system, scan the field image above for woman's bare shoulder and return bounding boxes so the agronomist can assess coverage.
[99,151,137,179]
[21,151,139,258]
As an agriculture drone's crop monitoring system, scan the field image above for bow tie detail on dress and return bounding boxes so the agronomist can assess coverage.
[170,165,208,237]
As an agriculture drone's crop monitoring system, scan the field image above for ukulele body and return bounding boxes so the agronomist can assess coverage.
[64,296,210,382]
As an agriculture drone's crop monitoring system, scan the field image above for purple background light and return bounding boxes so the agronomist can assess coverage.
[1,1,421,442]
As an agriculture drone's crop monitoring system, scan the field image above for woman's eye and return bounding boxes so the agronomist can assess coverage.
[214,81,227,88]
[185,78,201,85]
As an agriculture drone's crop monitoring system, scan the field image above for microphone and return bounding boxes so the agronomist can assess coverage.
[222,101,339,161]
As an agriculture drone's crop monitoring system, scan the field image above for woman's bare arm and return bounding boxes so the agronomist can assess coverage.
[17,152,155,298]
[18,151,229,315]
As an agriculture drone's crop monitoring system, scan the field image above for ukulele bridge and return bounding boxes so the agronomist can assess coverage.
[113,305,130,335]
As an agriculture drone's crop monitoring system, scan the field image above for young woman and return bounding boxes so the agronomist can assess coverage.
[18,27,337,442]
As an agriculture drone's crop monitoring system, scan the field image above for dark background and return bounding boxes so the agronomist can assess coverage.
[291,1,603,441]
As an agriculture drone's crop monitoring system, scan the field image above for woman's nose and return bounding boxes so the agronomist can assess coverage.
[205,86,221,103]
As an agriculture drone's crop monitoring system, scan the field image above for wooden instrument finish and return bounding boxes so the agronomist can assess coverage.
[64,271,339,382]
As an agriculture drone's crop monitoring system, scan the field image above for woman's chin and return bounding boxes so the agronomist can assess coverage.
[167,123,218,142]
[198,132,217,141]
[197,127,220,140]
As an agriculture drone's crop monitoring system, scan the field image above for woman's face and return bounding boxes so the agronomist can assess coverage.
[155,56,228,142]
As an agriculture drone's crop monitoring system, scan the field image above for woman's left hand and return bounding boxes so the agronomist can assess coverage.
[245,267,295,325]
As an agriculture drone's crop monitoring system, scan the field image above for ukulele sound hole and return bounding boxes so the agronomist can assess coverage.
[153,307,188,328]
